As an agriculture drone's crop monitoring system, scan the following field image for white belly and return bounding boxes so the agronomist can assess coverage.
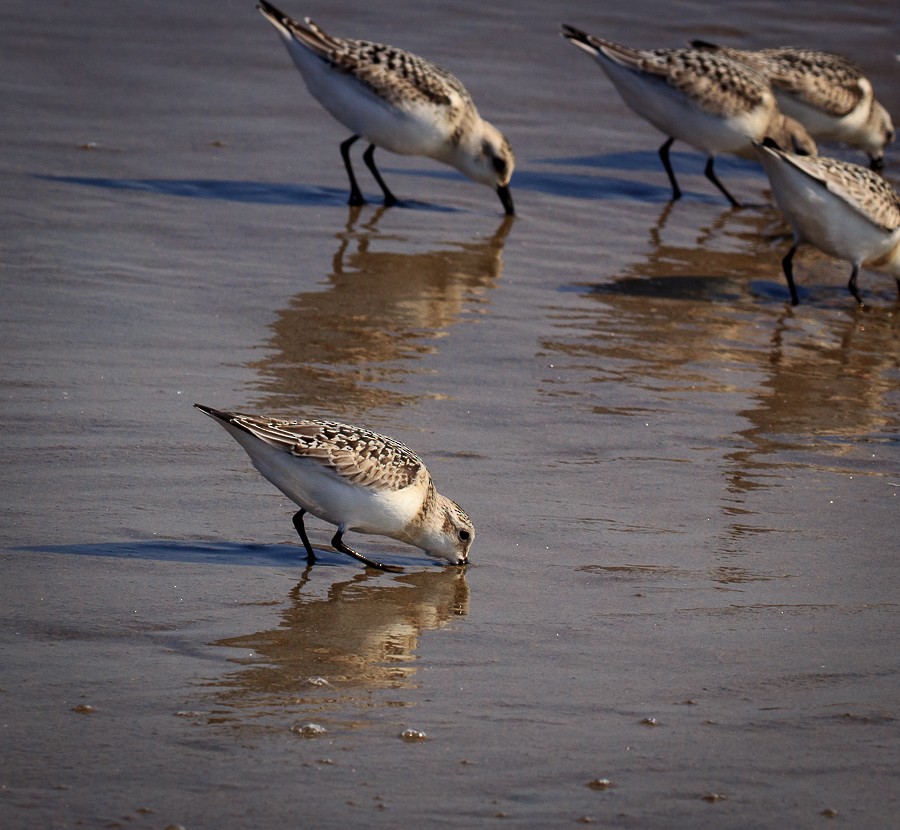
[762,157,898,265]
[224,426,424,537]
[773,91,867,142]
[600,59,771,155]
[285,43,452,157]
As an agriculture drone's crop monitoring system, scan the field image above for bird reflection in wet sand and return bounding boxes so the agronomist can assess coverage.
[578,201,784,303]
[205,568,469,728]
[725,310,900,482]
[540,217,899,552]
[251,211,513,414]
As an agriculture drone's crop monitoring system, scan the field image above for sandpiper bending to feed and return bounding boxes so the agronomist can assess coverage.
[690,41,895,168]
[755,139,900,306]
[256,1,515,213]
[195,405,474,572]
[561,25,816,207]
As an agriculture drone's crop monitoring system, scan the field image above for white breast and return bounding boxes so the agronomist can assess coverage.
[223,424,427,537]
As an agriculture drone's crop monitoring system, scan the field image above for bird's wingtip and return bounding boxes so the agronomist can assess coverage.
[560,23,586,41]
[194,403,230,422]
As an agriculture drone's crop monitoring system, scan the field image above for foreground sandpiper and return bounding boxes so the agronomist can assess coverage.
[256,1,515,213]
[690,41,895,168]
[755,139,900,305]
[561,25,816,207]
[195,405,474,572]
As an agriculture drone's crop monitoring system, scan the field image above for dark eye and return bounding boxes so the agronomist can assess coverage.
[458,529,471,542]
[491,155,508,176]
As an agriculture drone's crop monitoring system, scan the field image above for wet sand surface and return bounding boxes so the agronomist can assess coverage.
[1,1,898,827]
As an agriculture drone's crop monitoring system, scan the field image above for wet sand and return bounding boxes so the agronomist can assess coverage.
[1,0,898,827]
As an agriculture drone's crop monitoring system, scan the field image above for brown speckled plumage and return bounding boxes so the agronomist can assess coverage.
[196,403,475,568]
[560,25,816,206]
[689,40,895,165]
[691,43,868,117]
[265,11,470,111]
[256,1,515,212]
[224,414,426,491]
[771,152,900,232]
[566,33,771,118]
[629,47,769,117]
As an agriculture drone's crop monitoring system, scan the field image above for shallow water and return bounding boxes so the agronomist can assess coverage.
[1,0,898,827]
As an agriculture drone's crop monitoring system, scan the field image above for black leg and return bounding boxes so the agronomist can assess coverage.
[496,184,515,216]
[340,134,365,206]
[704,157,740,208]
[291,509,316,564]
[781,244,800,306]
[847,264,864,306]
[362,144,398,207]
[658,137,681,201]
[332,529,403,573]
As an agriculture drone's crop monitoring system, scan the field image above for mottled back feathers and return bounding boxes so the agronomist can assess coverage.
[561,27,771,118]
[690,42,868,117]
[774,151,900,232]
[272,12,471,110]
[211,409,426,491]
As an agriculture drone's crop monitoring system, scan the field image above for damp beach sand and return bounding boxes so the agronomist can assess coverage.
[1,1,898,828]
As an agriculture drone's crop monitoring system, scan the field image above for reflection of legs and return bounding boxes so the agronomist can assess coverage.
[704,157,740,208]
[658,137,681,201]
[363,144,398,207]
[292,509,316,564]
[340,134,365,206]
[288,565,315,602]
[781,244,800,306]
[332,529,403,573]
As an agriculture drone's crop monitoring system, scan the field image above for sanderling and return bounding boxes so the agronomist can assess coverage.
[561,25,817,207]
[256,1,515,213]
[691,41,895,168]
[195,405,474,572]
[755,139,900,305]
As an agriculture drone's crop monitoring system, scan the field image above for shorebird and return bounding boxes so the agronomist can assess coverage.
[195,405,474,572]
[690,41,895,168]
[256,1,515,213]
[561,25,817,207]
[755,139,900,305]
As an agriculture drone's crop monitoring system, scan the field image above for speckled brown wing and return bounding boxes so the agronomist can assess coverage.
[644,49,769,118]
[228,413,426,492]
[594,38,769,118]
[756,49,866,118]
[281,15,471,111]
[781,154,900,232]
[690,42,868,119]
[331,40,467,109]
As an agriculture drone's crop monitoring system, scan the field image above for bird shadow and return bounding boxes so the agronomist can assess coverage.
[566,274,747,303]
[536,149,760,174]
[33,174,462,213]
[388,162,674,203]
[523,150,764,204]
[36,150,765,207]
[12,539,414,569]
